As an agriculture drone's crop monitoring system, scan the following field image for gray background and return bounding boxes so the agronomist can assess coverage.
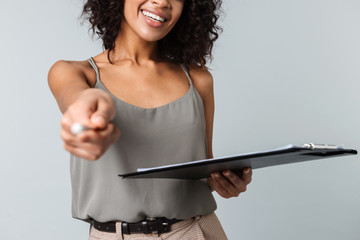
[0,0,359,239]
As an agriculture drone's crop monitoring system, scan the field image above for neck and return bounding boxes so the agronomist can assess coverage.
[107,22,161,66]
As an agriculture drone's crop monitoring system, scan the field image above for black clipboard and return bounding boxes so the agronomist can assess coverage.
[118,144,357,179]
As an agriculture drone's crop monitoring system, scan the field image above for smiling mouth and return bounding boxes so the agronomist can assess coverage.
[141,10,167,23]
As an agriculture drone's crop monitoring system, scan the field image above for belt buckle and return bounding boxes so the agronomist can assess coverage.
[146,217,170,234]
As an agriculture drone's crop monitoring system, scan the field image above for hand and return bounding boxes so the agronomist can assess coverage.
[207,168,252,199]
[60,89,120,160]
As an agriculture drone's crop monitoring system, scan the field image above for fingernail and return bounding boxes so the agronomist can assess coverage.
[244,168,250,174]
[223,170,230,176]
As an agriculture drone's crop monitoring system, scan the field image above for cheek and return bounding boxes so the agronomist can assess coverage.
[123,0,140,23]
[173,4,184,22]
[167,8,184,30]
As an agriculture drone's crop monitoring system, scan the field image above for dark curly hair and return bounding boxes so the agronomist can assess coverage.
[80,0,222,68]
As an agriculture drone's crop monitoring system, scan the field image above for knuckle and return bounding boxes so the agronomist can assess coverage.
[94,147,104,157]
[60,129,66,138]
[60,131,71,142]
[60,116,69,127]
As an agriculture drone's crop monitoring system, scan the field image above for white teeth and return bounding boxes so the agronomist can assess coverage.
[142,10,165,23]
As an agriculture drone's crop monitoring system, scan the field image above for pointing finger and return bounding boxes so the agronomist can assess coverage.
[90,96,116,128]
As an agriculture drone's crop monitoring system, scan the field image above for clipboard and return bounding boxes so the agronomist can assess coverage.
[118,144,357,179]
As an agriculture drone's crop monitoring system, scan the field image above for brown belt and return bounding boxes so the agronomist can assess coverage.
[91,217,182,234]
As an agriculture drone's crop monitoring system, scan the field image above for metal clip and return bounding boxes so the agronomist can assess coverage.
[302,143,343,150]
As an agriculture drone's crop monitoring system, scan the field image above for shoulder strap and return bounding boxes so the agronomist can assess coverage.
[180,64,193,86]
[87,57,100,83]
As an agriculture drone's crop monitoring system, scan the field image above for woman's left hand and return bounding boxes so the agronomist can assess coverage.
[207,168,253,199]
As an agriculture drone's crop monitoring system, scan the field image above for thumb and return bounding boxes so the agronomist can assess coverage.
[90,97,116,128]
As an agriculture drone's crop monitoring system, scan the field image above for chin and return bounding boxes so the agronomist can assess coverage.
[139,32,168,42]
[143,36,165,42]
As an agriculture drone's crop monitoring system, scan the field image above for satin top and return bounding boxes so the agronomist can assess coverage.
[70,57,217,223]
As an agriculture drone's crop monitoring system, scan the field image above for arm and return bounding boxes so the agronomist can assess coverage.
[189,66,215,159]
[189,66,252,198]
[48,60,93,113]
[48,60,120,160]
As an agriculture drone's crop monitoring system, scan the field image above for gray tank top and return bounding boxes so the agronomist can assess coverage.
[70,57,217,223]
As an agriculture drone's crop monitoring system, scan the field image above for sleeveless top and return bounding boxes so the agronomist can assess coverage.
[70,57,217,223]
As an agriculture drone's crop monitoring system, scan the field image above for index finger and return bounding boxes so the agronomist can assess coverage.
[90,97,116,129]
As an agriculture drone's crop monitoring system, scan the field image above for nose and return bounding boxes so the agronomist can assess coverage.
[150,0,170,8]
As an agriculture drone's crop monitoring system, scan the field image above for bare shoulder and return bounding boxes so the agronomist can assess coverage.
[48,60,86,78]
[48,59,96,88]
[188,65,214,98]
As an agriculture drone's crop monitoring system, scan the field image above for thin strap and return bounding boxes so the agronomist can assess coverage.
[87,57,100,82]
[88,59,192,87]
[180,64,193,86]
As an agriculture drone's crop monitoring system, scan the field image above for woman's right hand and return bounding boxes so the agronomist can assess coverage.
[60,88,120,160]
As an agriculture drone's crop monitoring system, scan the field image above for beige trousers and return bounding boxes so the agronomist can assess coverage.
[89,212,228,240]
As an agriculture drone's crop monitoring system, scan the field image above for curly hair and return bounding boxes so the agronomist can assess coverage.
[81,0,222,68]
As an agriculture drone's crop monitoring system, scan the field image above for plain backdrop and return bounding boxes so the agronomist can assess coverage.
[0,0,359,239]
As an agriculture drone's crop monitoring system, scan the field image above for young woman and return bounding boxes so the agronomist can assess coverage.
[48,0,252,239]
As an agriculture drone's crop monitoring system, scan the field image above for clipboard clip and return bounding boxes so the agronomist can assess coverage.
[302,143,344,150]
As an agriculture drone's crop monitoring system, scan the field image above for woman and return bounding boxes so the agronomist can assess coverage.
[48,0,252,239]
